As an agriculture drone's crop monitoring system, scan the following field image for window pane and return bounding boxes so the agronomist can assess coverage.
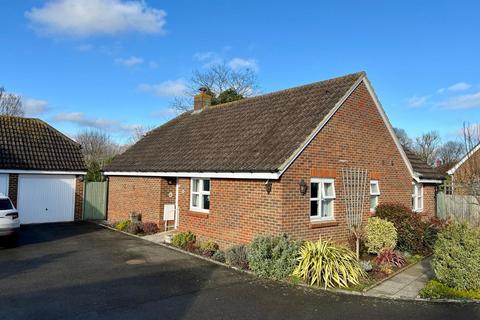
[370,196,378,210]
[192,179,199,192]
[192,194,199,207]
[310,200,319,216]
[321,199,333,218]
[371,182,379,195]
[311,183,318,198]
[0,199,13,210]
[323,182,334,197]
[203,195,210,210]
[203,179,210,192]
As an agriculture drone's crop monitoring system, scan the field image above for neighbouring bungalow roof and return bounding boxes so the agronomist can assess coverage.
[0,116,85,171]
[403,149,445,181]
[107,72,365,173]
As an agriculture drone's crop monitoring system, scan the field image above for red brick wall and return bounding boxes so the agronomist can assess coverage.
[74,176,84,221]
[8,174,18,207]
[177,178,283,248]
[278,82,413,243]
[420,184,436,219]
[107,176,176,226]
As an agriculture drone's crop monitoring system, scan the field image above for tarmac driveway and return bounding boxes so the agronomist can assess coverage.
[0,223,478,320]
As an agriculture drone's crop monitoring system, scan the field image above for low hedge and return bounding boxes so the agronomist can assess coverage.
[420,279,480,300]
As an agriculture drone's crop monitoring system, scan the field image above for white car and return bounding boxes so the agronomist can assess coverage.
[0,194,20,238]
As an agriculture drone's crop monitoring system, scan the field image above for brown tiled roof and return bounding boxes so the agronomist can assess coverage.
[0,116,85,171]
[107,72,364,173]
[404,149,445,180]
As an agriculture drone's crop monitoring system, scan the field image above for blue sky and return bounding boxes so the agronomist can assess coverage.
[1,0,479,143]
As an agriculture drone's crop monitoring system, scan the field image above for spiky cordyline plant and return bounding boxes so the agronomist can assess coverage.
[292,239,366,289]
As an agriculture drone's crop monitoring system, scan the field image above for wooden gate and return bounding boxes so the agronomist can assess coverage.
[83,181,108,220]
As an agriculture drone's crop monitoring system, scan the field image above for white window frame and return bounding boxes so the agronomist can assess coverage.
[190,178,210,213]
[412,182,423,212]
[370,180,380,212]
[310,178,336,222]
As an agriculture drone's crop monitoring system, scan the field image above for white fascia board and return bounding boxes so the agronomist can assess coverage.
[276,76,416,179]
[362,78,416,178]
[417,179,443,184]
[0,170,86,175]
[104,171,281,180]
[447,143,480,175]
[276,74,366,176]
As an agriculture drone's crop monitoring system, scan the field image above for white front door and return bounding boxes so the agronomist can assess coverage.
[0,174,8,196]
[17,174,76,224]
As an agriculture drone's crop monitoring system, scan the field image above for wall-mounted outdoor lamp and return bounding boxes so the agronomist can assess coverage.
[299,179,307,195]
[166,177,176,185]
[265,180,272,194]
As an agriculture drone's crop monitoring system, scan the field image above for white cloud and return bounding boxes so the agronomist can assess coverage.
[151,107,177,117]
[148,61,159,69]
[115,56,143,66]
[227,58,258,71]
[138,79,188,97]
[439,92,480,109]
[23,98,48,116]
[53,112,142,136]
[408,95,429,108]
[448,82,471,92]
[25,0,167,37]
[193,52,216,61]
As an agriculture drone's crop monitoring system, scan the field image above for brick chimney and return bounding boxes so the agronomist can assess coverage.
[193,87,212,112]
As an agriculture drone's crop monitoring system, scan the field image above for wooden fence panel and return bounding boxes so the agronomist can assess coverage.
[83,181,108,220]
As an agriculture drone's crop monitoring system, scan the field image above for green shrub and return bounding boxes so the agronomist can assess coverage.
[420,279,480,300]
[247,234,301,280]
[212,250,226,263]
[199,240,219,257]
[114,220,131,231]
[432,223,480,291]
[171,231,196,249]
[225,245,249,269]
[375,203,425,253]
[423,217,448,250]
[364,217,397,254]
[292,239,365,289]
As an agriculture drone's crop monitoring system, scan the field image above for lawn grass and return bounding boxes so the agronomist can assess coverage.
[420,279,480,300]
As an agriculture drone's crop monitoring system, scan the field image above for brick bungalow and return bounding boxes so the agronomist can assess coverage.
[0,116,85,224]
[105,72,442,247]
[447,142,480,194]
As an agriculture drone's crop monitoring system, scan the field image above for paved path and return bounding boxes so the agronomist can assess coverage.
[1,223,478,320]
[367,257,435,298]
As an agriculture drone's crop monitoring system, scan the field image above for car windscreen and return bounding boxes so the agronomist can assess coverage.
[0,199,13,210]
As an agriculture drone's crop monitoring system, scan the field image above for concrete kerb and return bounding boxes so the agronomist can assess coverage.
[92,221,479,305]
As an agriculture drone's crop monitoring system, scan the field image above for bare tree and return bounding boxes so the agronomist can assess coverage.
[0,87,24,117]
[129,125,155,144]
[75,129,122,181]
[414,131,441,166]
[437,141,464,165]
[172,62,259,112]
[393,127,413,149]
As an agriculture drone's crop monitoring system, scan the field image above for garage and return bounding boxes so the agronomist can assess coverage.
[1,116,85,224]
[17,175,76,224]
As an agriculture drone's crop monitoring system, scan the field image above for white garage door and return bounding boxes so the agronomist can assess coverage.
[18,175,76,224]
[0,174,8,196]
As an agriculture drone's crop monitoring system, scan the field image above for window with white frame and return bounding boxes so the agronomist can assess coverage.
[412,183,423,212]
[310,178,336,221]
[190,178,210,212]
[370,180,380,212]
